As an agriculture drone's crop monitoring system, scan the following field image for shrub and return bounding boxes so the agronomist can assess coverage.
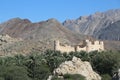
[90,51,120,76]
[101,74,112,80]
[0,65,30,80]
[63,74,85,80]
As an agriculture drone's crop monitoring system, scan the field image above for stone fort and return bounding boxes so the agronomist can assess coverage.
[54,39,104,53]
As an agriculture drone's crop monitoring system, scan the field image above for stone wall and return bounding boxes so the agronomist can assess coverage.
[76,46,87,52]
[54,40,74,53]
[54,39,104,53]
[86,40,104,52]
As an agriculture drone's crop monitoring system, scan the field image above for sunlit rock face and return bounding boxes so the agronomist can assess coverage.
[54,56,101,80]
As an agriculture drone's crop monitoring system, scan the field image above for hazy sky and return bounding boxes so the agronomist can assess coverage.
[0,0,120,22]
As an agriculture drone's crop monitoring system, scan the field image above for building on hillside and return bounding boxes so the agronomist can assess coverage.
[54,39,104,53]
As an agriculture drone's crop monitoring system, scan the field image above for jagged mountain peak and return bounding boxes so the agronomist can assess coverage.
[63,9,120,41]
[104,9,120,14]
[77,16,88,20]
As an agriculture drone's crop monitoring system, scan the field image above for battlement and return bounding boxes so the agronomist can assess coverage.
[54,40,74,53]
[85,39,103,45]
[54,39,104,53]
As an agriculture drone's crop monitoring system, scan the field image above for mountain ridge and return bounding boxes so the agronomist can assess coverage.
[0,18,85,43]
[63,9,120,41]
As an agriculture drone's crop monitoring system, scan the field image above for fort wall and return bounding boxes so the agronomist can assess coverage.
[54,40,74,53]
[54,39,104,53]
[76,46,86,52]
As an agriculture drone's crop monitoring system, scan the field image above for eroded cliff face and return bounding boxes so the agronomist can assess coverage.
[54,56,101,80]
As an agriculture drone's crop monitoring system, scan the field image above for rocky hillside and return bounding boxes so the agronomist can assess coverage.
[0,18,85,44]
[0,18,87,55]
[0,34,23,55]
[0,35,53,56]
[63,9,120,41]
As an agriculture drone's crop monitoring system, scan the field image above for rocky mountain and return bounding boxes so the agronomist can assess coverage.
[98,20,120,40]
[0,10,120,55]
[0,18,85,44]
[63,9,120,41]
[0,18,87,55]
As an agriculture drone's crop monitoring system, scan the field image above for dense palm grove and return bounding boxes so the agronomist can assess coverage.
[0,50,119,80]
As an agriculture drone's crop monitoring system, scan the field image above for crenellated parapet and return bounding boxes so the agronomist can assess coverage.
[85,40,104,52]
[54,39,104,53]
[54,40,74,53]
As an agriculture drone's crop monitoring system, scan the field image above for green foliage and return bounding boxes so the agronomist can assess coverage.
[0,50,119,80]
[63,74,85,80]
[89,51,120,76]
[51,76,63,80]
[0,65,30,80]
[44,50,66,72]
[25,53,50,80]
[52,74,85,80]
[62,51,89,62]
[0,77,4,80]
[101,74,112,80]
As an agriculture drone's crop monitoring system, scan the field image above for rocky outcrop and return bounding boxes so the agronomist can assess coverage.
[0,34,22,49]
[0,34,21,43]
[119,69,120,80]
[0,34,23,55]
[112,69,120,80]
[54,56,101,80]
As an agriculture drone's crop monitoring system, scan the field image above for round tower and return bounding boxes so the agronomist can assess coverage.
[54,40,60,51]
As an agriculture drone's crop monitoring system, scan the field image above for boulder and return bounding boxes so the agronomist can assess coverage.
[112,69,120,80]
[54,56,101,80]
[118,69,120,80]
